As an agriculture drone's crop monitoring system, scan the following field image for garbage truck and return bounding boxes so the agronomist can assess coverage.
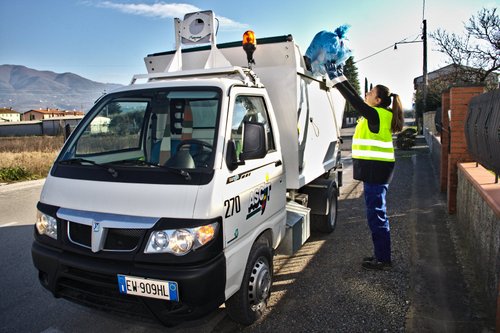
[31,10,346,326]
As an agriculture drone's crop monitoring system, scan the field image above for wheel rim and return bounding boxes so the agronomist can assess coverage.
[328,196,337,228]
[248,257,271,311]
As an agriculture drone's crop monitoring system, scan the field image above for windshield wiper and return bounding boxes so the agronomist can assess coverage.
[148,163,192,181]
[131,160,192,181]
[166,167,192,181]
[59,158,118,178]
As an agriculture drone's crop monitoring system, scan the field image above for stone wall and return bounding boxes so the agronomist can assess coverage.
[457,163,500,323]
[423,127,441,175]
[438,85,500,328]
[423,111,437,134]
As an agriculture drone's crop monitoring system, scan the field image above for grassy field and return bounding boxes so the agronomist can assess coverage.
[0,136,64,183]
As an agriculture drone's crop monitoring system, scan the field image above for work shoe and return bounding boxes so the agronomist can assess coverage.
[363,256,375,262]
[362,258,392,271]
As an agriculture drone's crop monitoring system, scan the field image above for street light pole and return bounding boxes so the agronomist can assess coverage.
[421,19,428,134]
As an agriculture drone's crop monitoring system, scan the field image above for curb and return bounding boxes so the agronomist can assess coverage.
[0,178,46,193]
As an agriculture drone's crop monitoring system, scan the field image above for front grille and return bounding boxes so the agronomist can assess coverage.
[67,221,147,252]
[66,266,117,285]
[104,228,146,251]
[68,222,91,247]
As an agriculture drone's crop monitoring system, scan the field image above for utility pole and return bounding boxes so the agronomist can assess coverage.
[392,18,428,133]
[420,19,428,134]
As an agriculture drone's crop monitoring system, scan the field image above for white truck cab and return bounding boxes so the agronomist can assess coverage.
[32,11,345,326]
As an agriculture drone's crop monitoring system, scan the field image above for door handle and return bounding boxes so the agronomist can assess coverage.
[275,160,282,167]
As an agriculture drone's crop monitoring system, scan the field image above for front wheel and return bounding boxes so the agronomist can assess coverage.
[225,241,273,325]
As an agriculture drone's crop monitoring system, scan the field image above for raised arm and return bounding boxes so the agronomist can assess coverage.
[331,77,380,133]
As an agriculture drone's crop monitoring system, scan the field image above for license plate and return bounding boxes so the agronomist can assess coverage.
[117,274,179,302]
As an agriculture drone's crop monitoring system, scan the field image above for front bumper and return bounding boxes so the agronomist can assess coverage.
[31,240,226,324]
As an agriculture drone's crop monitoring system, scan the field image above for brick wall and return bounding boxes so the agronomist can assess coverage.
[441,86,485,213]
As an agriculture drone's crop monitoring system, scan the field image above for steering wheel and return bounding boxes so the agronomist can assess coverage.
[176,139,213,167]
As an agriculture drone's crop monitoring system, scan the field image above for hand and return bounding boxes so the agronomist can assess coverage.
[324,60,343,80]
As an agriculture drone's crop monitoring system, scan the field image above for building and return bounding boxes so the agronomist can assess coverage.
[413,64,499,114]
[0,108,21,122]
[414,64,499,92]
[22,108,84,121]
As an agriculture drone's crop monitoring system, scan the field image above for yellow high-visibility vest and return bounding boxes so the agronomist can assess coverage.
[352,107,395,162]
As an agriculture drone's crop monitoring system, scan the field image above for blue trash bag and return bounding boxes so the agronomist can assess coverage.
[305,25,352,79]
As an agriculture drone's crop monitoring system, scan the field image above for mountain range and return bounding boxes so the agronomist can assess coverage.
[0,65,123,113]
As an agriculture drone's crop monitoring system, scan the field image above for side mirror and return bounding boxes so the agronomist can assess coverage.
[225,140,240,171]
[240,121,267,161]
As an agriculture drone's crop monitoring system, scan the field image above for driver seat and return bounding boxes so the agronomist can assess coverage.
[167,101,196,167]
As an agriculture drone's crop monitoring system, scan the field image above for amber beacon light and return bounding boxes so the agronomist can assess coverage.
[242,30,256,67]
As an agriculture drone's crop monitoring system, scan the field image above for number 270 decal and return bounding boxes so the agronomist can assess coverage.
[224,196,241,218]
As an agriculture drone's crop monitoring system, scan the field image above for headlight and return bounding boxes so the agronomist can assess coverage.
[150,231,169,251]
[36,211,58,240]
[145,222,218,255]
[170,229,194,255]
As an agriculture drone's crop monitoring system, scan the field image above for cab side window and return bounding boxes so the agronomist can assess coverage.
[231,96,275,160]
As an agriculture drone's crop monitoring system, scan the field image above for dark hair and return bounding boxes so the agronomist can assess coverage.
[374,84,404,133]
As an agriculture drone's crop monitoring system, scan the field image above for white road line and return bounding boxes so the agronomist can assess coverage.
[0,179,45,194]
[1,222,19,227]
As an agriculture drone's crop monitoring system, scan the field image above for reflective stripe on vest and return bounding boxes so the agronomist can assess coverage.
[352,107,395,162]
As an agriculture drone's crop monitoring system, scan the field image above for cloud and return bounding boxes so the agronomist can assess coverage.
[98,1,248,30]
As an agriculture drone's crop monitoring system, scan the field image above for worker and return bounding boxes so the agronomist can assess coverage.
[330,69,404,270]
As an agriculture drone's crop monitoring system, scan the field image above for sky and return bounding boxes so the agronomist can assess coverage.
[1,0,498,109]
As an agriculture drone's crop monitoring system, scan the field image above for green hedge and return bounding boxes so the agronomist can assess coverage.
[0,167,34,182]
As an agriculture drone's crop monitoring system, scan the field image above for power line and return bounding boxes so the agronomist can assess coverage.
[354,34,422,64]
[354,44,396,63]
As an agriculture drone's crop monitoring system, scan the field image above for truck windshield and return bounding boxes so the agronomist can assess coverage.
[56,88,221,182]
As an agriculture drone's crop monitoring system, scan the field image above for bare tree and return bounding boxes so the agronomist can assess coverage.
[431,7,499,85]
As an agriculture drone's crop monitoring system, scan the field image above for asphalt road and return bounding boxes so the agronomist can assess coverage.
[0,134,494,332]
[0,180,222,333]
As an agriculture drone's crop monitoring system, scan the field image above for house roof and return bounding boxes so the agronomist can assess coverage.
[413,64,463,85]
[24,108,66,115]
[23,108,84,115]
[0,108,20,114]
[414,64,500,86]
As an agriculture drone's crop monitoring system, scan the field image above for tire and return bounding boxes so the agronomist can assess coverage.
[226,241,273,325]
[312,185,338,233]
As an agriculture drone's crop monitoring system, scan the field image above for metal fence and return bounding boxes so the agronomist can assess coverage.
[0,116,83,137]
[465,89,500,176]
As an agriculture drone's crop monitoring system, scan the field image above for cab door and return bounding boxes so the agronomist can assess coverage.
[222,88,285,248]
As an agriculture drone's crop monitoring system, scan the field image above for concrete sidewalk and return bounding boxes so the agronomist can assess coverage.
[213,129,493,332]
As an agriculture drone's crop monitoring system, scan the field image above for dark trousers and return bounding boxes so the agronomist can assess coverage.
[363,183,391,263]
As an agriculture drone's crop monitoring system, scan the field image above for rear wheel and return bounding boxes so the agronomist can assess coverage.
[311,185,338,233]
[226,240,273,325]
